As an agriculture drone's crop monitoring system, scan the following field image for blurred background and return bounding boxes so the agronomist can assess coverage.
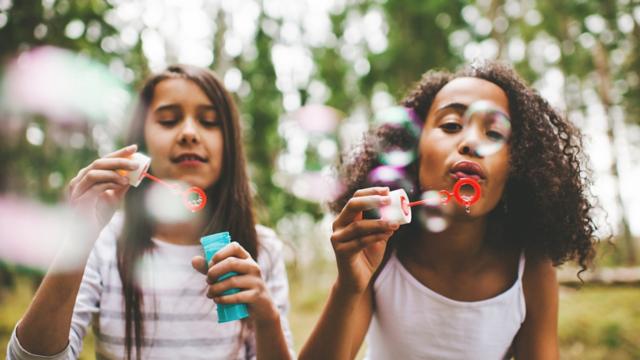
[0,0,639,358]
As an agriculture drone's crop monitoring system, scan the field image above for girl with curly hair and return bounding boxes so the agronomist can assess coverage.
[300,60,597,359]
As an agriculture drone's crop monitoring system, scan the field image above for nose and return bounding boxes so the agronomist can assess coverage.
[179,117,200,145]
[457,126,482,158]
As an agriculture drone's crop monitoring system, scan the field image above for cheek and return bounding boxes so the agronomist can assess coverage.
[417,135,447,189]
[144,128,170,156]
[486,153,511,198]
[418,133,448,171]
[208,130,225,163]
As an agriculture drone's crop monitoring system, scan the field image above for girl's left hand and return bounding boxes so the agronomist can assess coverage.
[191,243,279,325]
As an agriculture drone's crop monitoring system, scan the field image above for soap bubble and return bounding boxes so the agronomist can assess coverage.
[372,106,422,167]
[463,101,512,157]
[367,165,411,191]
[415,190,452,233]
[276,104,345,203]
[144,181,198,224]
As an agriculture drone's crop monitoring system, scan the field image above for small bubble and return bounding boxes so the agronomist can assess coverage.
[416,190,452,233]
[463,101,512,157]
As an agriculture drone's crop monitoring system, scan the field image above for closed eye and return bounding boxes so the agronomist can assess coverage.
[159,118,179,127]
[200,118,221,128]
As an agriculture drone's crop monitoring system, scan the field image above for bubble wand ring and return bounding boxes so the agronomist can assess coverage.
[142,173,207,212]
[453,178,481,208]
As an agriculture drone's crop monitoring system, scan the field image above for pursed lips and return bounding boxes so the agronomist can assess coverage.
[449,161,486,182]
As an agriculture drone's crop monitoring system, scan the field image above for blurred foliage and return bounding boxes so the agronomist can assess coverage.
[0,0,638,225]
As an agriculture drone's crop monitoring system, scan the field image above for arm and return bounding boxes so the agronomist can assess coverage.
[512,255,559,360]
[11,145,138,357]
[299,187,398,360]
[13,255,91,357]
[299,280,375,360]
[9,231,105,360]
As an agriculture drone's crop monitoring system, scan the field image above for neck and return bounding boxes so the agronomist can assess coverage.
[404,216,490,273]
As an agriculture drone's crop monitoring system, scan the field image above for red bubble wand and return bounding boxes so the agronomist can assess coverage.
[407,178,481,214]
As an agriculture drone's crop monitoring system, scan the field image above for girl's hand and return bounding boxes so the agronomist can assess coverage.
[67,144,139,233]
[331,187,399,294]
[191,243,279,325]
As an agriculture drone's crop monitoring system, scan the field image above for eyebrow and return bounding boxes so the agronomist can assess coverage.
[154,104,180,113]
[153,104,216,113]
[435,102,468,114]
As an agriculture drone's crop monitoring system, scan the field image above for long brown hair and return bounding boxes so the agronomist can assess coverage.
[116,64,259,359]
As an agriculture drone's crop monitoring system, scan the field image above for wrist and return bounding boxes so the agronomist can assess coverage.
[334,276,367,296]
[253,300,280,328]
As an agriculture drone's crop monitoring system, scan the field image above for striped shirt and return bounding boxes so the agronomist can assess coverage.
[8,213,294,359]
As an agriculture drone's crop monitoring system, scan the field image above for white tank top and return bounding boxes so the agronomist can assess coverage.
[365,251,526,360]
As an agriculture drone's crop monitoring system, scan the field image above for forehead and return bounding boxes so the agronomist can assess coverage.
[429,77,510,116]
[151,78,213,107]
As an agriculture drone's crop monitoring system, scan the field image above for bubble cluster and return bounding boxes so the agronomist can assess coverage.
[276,104,345,203]
[372,106,422,167]
[0,46,131,127]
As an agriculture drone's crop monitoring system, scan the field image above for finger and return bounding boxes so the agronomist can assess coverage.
[212,289,260,304]
[207,257,260,283]
[191,256,208,275]
[334,232,393,256]
[98,186,130,207]
[74,182,128,205]
[68,166,90,194]
[334,195,392,229]
[353,187,390,198]
[108,183,131,201]
[332,219,398,244]
[211,242,251,265]
[90,157,139,172]
[69,159,132,196]
[69,146,138,192]
[72,170,129,199]
[104,144,138,158]
[207,275,261,298]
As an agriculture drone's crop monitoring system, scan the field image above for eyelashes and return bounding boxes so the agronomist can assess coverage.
[157,118,220,128]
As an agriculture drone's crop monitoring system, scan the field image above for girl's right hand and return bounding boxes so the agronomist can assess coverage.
[330,187,399,294]
[67,144,139,233]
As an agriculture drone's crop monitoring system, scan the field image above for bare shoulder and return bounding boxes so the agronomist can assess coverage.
[522,253,557,298]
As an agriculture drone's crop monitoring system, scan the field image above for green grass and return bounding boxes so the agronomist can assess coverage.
[558,286,640,359]
[0,278,95,359]
[2,272,639,359]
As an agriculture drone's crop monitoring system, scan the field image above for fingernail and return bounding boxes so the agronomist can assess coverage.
[127,144,137,151]
[380,196,391,206]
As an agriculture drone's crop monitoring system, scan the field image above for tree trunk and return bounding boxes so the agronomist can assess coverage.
[593,40,637,265]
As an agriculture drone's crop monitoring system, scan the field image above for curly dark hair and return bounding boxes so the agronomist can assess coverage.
[332,60,598,273]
